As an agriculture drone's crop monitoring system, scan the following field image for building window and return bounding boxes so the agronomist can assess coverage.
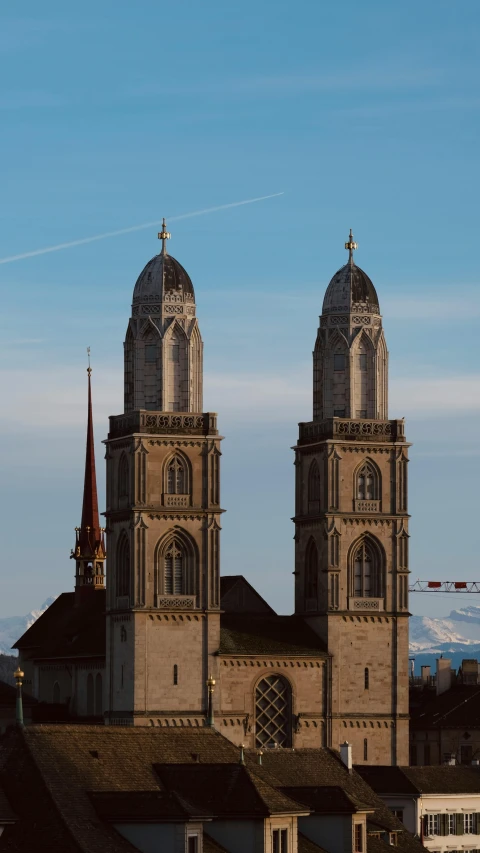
[426,814,440,836]
[351,537,383,598]
[465,814,475,834]
[392,809,404,823]
[410,744,417,765]
[166,456,187,494]
[255,676,292,748]
[145,344,157,363]
[356,461,379,501]
[354,824,363,853]
[173,664,178,685]
[389,833,398,847]
[53,681,60,704]
[334,354,346,371]
[448,814,456,835]
[424,743,431,765]
[364,668,369,690]
[334,408,346,417]
[187,836,198,853]
[305,539,318,600]
[164,540,184,595]
[461,744,473,765]
[363,738,368,761]
[116,532,131,598]
[308,459,321,512]
[272,829,288,853]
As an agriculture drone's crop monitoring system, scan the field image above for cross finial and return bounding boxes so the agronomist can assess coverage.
[345,228,358,263]
[87,346,91,377]
[158,218,171,256]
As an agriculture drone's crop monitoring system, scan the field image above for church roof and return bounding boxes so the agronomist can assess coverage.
[13,591,106,660]
[219,614,327,657]
[133,252,194,305]
[322,261,379,315]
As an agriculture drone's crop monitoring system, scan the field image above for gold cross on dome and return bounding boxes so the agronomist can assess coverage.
[345,228,358,261]
[158,218,171,255]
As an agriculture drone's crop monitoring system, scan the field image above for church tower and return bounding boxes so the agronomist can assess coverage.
[293,232,410,765]
[104,223,223,726]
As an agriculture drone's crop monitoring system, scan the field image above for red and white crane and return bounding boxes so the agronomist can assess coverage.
[409,580,480,593]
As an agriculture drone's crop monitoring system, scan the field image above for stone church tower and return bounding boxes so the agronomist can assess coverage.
[293,232,410,765]
[104,222,223,725]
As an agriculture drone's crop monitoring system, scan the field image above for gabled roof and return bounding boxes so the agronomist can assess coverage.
[220,575,276,615]
[90,790,211,821]
[356,763,480,796]
[13,591,105,660]
[410,685,480,730]
[355,766,419,797]
[155,763,307,817]
[280,785,372,814]
[219,615,327,657]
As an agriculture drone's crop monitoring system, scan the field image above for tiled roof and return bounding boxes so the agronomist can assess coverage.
[220,575,276,614]
[281,785,372,814]
[90,790,211,820]
[244,750,424,853]
[355,766,419,796]
[410,685,480,729]
[368,834,399,853]
[403,765,480,794]
[155,763,307,817]
[13,591,105,660]
[219,615,327,657]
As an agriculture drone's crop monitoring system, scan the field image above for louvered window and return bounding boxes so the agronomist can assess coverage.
[164,542,184,594]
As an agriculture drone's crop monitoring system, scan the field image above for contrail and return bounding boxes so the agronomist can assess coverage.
[0,192,284,265]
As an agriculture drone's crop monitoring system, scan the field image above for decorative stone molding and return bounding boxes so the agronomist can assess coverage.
[163,494,190,508]
[155,595,195,609]
[348,597,384,611]
[109,411,218,439]
[354,500,380,512]
[298,418,405,445]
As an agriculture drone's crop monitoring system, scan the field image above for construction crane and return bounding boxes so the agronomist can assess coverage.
[409,580,480,593]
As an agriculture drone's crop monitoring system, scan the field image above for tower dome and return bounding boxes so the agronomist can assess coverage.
[133,253,195,305]
[322,230,379,315]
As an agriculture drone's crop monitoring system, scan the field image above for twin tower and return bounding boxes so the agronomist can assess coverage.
[100,225,409,764]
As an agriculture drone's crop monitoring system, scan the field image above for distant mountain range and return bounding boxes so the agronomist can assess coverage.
[1,597,480,672]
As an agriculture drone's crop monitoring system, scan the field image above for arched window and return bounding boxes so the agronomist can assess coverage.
[356,461,379,501]
[118,454,129,500]
[255,675,292,748]
[86,673,94,716]
[167,456,186,494]
[53,681,60,704]
[116,532,131,598]
[164,540,184,594]
[95,673,103,717]
[351,538,384,598]
[305,539,318,600]
[308,460,321,513]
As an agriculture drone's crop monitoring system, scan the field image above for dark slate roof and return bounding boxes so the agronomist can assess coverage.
[299,833,330,853]
[155,763,307,817]
[13,591,105,660]
[219,615,327,657]
[90,790,211,821]
[368,835,400,853]
[355,766,419,797]
[244,749,423,853]
[322,261,379,315]
[281,785,372,814]
[220,575,276,614]
[410,685,480,729]
[133,252,194,304]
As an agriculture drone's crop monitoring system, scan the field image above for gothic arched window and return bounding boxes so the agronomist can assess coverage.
[351,538,384,598]
[308,460,321,513]
[118,454,129,500]
[255,675,292,748]
[164,540,184,594]
[355,461,380,502]
[116,532,131,598]
[305,539,318,599]
[167,456,186,495]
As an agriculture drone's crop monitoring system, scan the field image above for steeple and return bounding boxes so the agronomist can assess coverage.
[72,354,105,600]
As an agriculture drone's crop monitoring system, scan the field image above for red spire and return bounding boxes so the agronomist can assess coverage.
[77,366,103,557]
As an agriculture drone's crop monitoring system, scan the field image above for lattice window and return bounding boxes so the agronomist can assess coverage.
[164,540,184,594]
[166,456,186,494]
[255,675,292,748]
[351,538,384,598]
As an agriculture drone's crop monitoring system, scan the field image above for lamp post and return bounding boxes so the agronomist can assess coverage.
[14,667,25,729]
[206,674,215,728]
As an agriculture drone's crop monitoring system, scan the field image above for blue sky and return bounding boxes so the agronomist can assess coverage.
[0,1,479,619]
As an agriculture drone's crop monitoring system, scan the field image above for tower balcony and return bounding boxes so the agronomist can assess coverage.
[297,417,405,446]
[109,411,218,439]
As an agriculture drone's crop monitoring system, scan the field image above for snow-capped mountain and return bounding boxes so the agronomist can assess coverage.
[0,597,57,655]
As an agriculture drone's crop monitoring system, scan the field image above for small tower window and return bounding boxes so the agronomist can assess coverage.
[173,664,178,685]
[364,667,369,690]
[167,456,186,494]
[356,461,379,501]
[145,344,157,363]
[364,738,368,761]
[164,541,184,594]
[334,354,346,371]
[351,538,384,599]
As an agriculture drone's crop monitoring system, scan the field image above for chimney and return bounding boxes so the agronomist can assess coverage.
[421,665,431,684]
[436,658,452,696]
[340,742,352,770]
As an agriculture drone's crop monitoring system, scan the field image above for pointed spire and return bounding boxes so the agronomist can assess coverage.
[345,228,358,264]
[158,218,171,256]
